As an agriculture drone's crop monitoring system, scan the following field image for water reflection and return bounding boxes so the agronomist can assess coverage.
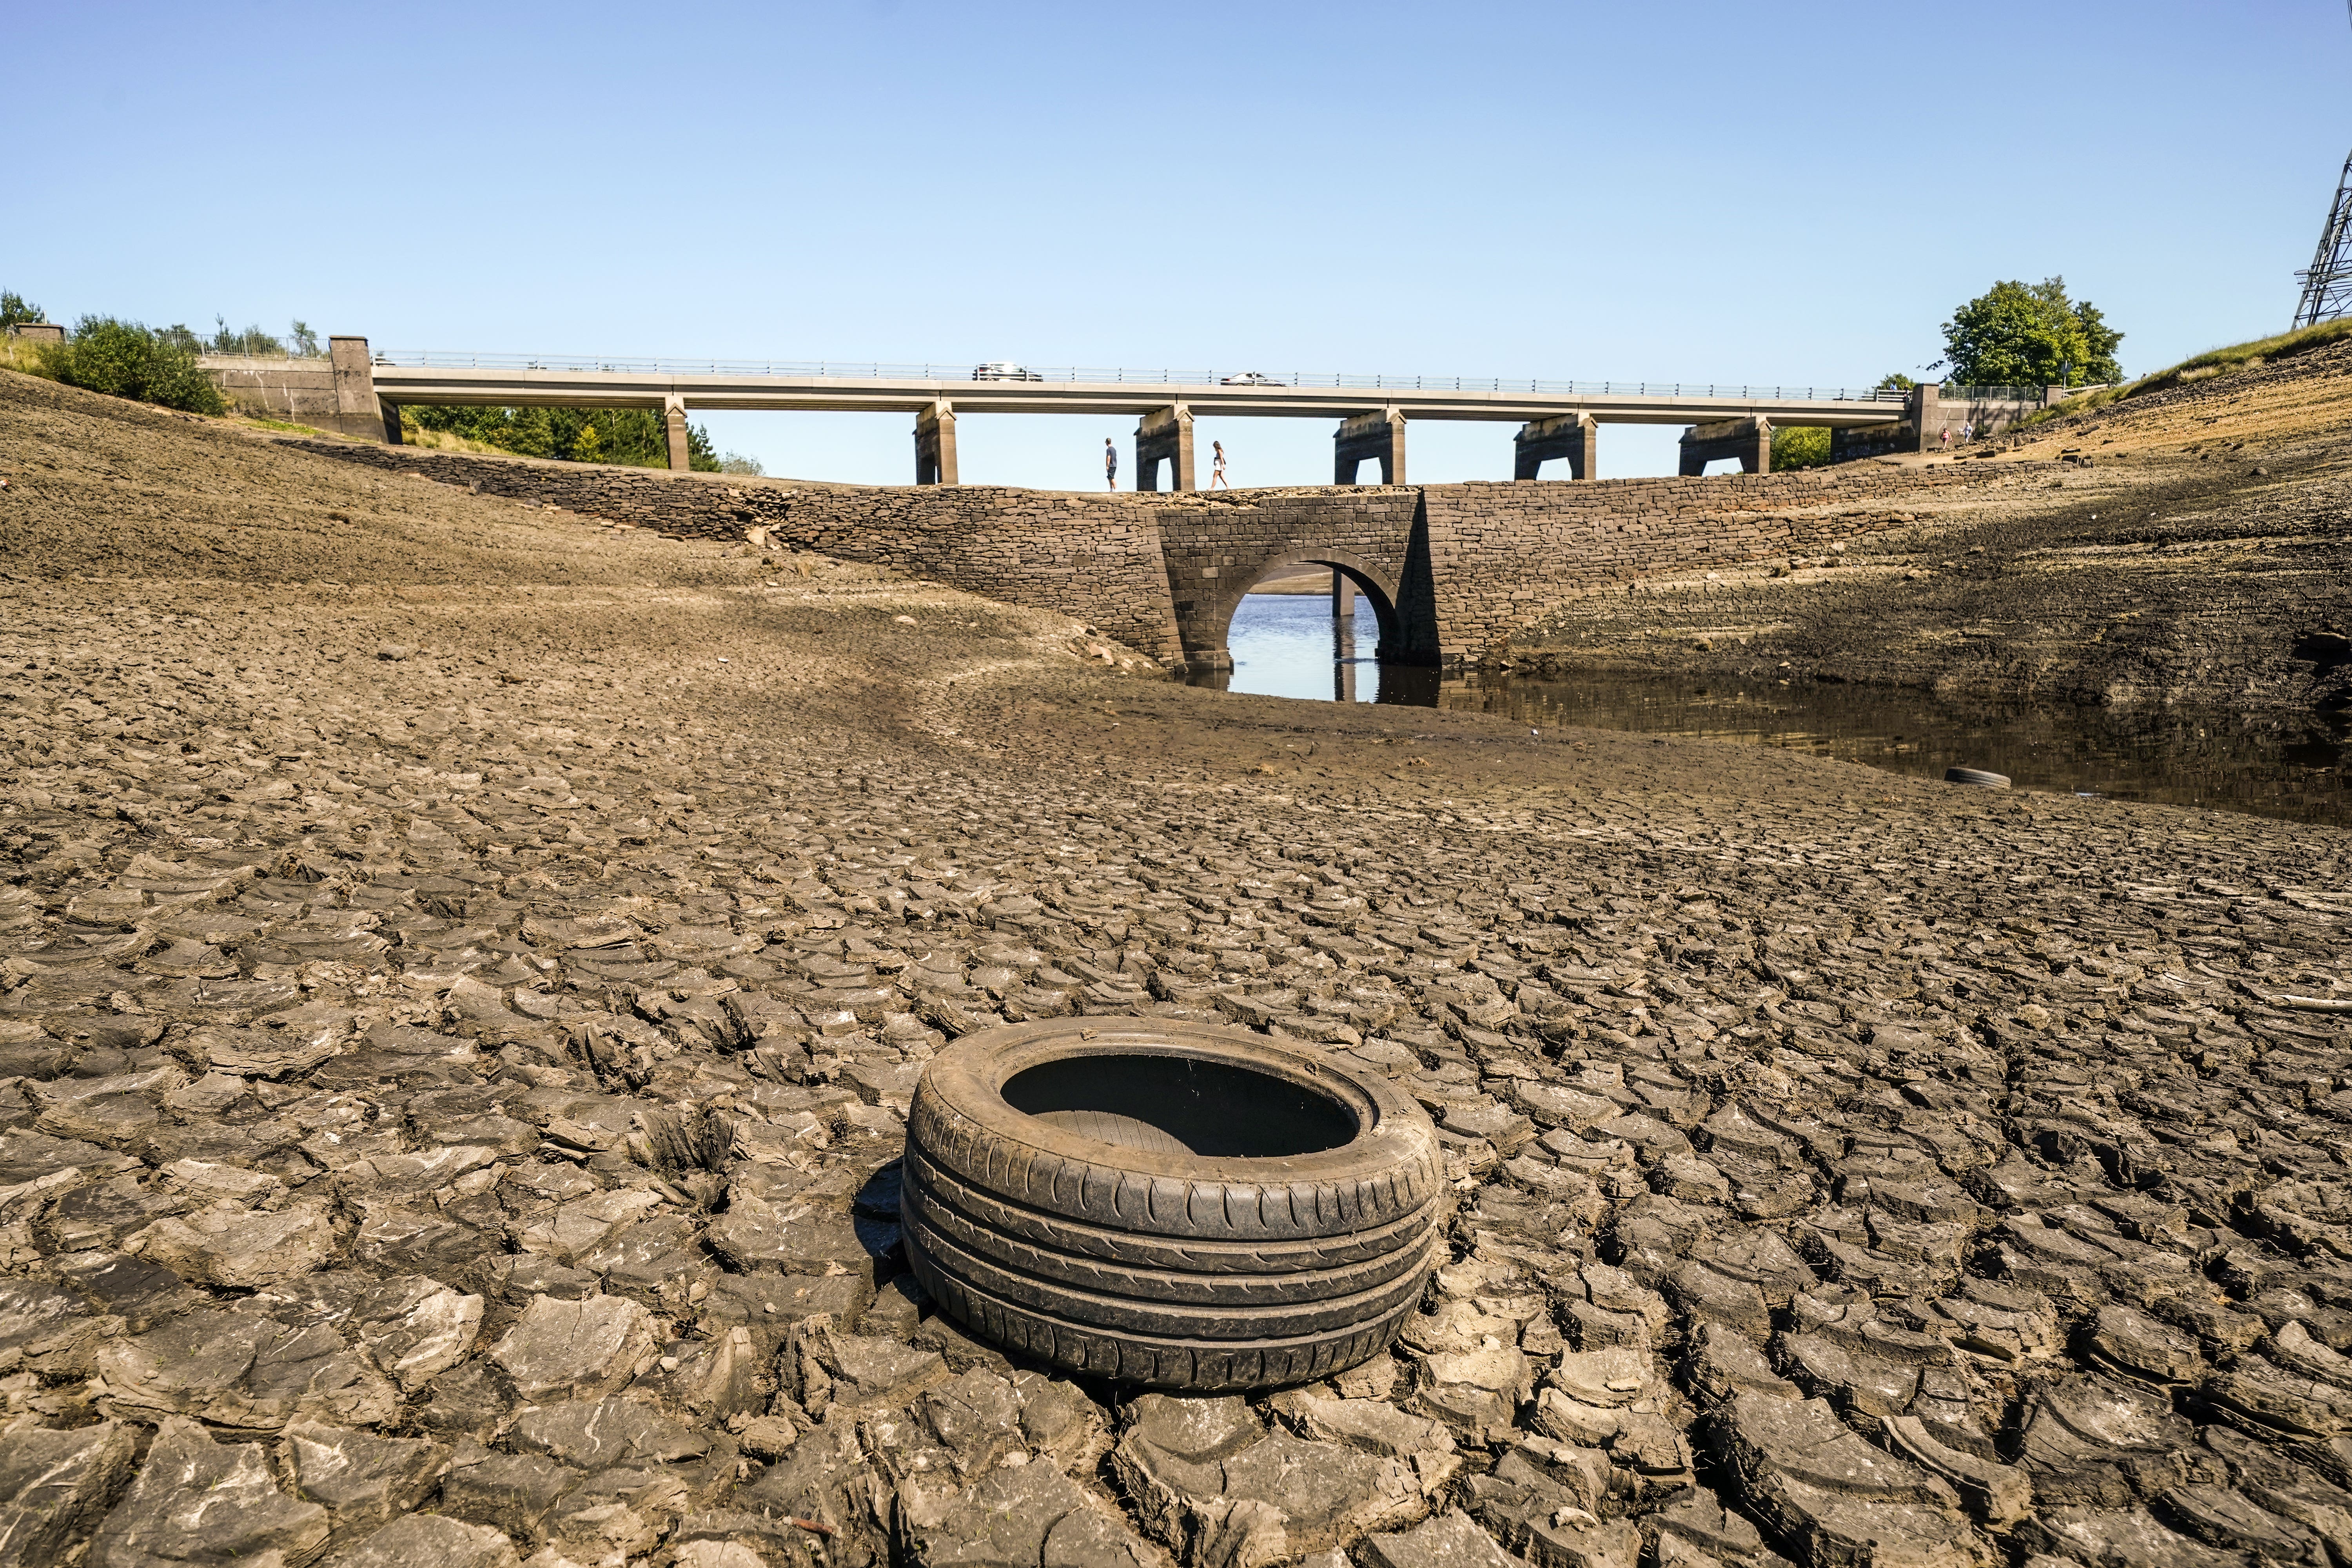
[1187,594,2349,825]
[1454,673,2348,826]
[1191,593,1437,705]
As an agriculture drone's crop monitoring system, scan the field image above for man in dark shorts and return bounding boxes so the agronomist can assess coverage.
[1105,437,1118,491]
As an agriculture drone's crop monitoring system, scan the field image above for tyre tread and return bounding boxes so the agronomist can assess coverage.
[901,1020,1445,1390]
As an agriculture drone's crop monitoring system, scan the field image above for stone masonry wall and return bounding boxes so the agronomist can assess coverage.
[283,440,1191,662]
[1418,464,2029,662]
[285,439,2032,669]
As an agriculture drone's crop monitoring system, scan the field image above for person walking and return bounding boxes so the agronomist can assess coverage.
[1104,438,1118,492]
[1209,439,1229,489]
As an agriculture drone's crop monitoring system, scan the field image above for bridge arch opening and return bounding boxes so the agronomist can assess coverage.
[1212,547,1401,664]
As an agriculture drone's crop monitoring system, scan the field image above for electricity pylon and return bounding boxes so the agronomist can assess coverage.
[2294,149,2352,328]
[2293,3,2352,328]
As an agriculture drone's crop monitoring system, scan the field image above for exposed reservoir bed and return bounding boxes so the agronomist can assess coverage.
[1205,591,2350,825]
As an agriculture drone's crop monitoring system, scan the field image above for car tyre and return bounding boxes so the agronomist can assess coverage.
[900,1018,1446,1391]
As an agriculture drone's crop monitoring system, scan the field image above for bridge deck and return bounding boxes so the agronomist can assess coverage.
[362,363,1907,428]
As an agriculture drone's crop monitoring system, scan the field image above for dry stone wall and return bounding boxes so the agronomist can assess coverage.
[1417,465,2025,662]
[283,440,1190,662]
[286,439,2030,669]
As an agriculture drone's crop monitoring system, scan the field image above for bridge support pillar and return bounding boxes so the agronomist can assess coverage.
[915,401,958,485]
[1514,412,1596,480]
[327,336,390,444]
[1335,408,1405,485]
[1830,425,1899,463]
[1136,404,1194,491]
[378,399,404,444]
[1678,416,1771,476]
[662,396,692,472]
[1333,569,1356,617]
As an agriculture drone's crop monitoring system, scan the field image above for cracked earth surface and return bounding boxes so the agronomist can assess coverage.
[2,369,2350,1567]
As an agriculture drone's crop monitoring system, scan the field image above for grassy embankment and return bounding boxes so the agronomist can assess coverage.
[2025,317,2352,427]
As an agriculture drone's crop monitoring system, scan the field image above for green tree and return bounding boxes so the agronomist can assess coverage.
[39,317,226,414]
[289,320,321,357]
[503,406,555,458]
[1940,277,2123,388]
[1769,426,1831,470]
[0,291,44,328]
[406,403,722,470]
[1874,372,1916,392]
[207,316,284,356]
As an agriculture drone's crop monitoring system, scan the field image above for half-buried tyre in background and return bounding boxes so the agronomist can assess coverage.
[900,1018,1446,1391]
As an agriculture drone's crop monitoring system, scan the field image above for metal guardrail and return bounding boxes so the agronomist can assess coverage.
[1941,384,2049,403]
[360,348,1911,405]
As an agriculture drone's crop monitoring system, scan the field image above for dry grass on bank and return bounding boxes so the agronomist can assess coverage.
[396,420,521,457]
[0,336,51,377]
[2028,317,2352,426]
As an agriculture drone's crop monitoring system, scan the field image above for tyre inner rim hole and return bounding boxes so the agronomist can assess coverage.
[1002,1053,1358,1158]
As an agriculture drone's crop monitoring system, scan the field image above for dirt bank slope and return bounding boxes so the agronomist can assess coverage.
[2,369,2350,1568]
[1504,339,2352,713]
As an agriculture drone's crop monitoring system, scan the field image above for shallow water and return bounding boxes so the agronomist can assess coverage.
[1206,592,1437,705]
[1199,593,2352,825]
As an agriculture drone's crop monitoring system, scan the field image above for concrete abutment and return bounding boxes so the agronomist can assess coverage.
[915,401,959,486]
[1514,412,1597,481]
[198,336,395,443]
[1334,409,1405,486]
[1135,405,1195,492]
[1678,416,1772,476]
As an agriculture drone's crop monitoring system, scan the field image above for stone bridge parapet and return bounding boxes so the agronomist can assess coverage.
[281,439,2036,671]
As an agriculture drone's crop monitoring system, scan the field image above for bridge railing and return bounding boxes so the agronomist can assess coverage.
[368,349,1904,405]
[1940,384,2048,403]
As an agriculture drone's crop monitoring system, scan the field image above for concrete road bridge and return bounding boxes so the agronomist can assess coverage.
[240,337,1931,484]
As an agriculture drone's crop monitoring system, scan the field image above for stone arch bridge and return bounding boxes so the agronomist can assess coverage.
[286,441,2005,673]
[1154,490,1432,671]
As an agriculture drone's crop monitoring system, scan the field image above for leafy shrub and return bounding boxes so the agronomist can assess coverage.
[0,291,44,329]
[406,403,722,470]
[203,316,285,356]
[39,317,226,415]
[1769,425,1831,470]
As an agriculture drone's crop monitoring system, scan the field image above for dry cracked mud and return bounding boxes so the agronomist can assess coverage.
[2,366,2350,1568]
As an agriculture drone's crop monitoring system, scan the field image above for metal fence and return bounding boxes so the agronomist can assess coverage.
[1941,384,2048,404]
[368,348,1908,405]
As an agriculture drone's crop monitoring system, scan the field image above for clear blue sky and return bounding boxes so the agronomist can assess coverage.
[9,2,2348,486]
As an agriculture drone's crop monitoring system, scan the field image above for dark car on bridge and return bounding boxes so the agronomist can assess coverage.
[972,362,1044,381]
